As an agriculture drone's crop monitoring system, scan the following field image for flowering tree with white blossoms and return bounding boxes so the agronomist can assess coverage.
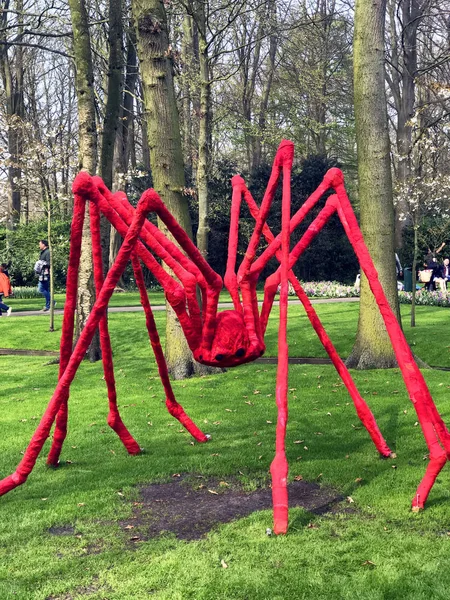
[395,113,450,326]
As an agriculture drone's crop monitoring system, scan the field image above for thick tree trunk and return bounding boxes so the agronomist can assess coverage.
[69,0,101,361]
[133,0,199,379]
[346,0,400,369]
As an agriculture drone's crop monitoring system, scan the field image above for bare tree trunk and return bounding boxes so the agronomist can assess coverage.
[346,0,400,369]
[392,0,419,248]
[47,197,55,332]
[181,15,194,174]
[196,16,210,258]
[100,0,124,272]
[133,0,199,379]
[69,0,101,361]
[411,222,418,327]
[253,0,277,171]
[110,19,138,283]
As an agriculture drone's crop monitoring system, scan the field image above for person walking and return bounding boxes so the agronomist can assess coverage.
[0,264,12,317]
[36,239,52,312]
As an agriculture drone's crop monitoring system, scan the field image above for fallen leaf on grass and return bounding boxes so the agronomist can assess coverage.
[362,560,376,568]
[172,473,181,478]
[77,503,85,507]
[124,525,134,530]
[355,478,363,483]
[294,475,303,481]
[208,489,219,495]
[346,496,354,503]
[221,559,228,569]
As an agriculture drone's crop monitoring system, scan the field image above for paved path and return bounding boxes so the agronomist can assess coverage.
[8,296,360,318]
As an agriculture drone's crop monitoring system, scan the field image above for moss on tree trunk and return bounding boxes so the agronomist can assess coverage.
[346,0,400,370]
[134,0,200,379]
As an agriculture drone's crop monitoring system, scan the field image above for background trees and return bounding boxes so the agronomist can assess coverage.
[1,0,449,369]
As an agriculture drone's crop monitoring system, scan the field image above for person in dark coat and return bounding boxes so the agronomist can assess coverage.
[37,239,51,311]
[425,256,443,292]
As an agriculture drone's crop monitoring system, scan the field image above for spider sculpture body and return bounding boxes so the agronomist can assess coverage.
[1,140,449,535]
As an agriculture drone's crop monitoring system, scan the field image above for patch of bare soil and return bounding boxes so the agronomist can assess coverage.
[119,475,347,541]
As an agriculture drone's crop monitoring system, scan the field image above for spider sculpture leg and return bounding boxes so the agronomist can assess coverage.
[234,180,392,458]
[46,183,85,467]
[46,186,142,467]
[0,189,157,495]
[330,174,450,509]
[229,140,295,534]
[84,175,209,441]
[256,159,450,509]
[90,201,141,453]
[131,253,209,442]
[92,178,233,366]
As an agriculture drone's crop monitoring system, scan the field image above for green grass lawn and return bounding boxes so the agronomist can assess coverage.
[1,302,450,599]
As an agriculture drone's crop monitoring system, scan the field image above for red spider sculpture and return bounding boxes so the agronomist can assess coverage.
[1,140,449,535]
